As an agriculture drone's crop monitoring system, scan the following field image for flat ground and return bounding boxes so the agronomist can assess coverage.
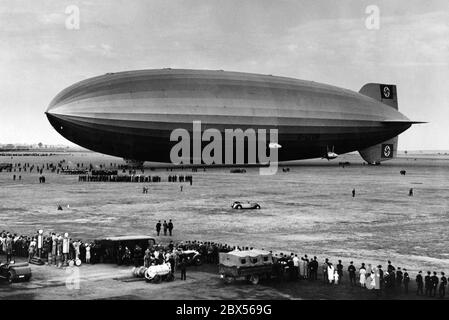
[1,151,448,299]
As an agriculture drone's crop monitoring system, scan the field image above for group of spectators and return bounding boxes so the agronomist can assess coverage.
[0,230,93,266]
[269,254,447,298]
[1,229,447,298]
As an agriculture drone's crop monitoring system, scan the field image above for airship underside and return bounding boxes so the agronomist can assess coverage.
[46,69,417,164]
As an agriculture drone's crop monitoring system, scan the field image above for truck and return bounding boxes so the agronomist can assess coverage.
[218,249,273,285]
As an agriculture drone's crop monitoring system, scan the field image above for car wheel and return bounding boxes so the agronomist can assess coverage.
[166,273,174,282]
[152,275,161,283]
[236,205,242,209]
[255,205,260,209]
[194,256,203,266]
[7,270,16,284]
[224,276,235,284]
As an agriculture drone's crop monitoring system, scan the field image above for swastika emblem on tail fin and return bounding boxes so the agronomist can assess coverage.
[381,144,393,158]
[380,85,394,99]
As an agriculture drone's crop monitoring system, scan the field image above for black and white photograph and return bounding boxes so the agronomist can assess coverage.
[1,0,448,310]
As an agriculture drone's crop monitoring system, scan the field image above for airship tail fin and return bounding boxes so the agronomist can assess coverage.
[358,83,400,163]
[359,83,397,110]
[359,137,398,164]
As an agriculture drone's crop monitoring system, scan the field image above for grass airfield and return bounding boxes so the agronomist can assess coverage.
[1,151,449,299]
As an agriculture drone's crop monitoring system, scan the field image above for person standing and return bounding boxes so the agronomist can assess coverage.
[5,235,13,263]
[301,255,309,279]
[424,271,432,296]
[336,260,343,283]
[293,254,300,280]
[168,220,174,236]
[327,263,335,284]
[322,258,329,283]
[396,267,403,289]
[439,272,447,299]
[348,261,356,286]
[85,244,91,264]
[377,265,384,292]
[163,220,168,236]
[156,221,161,236]
[28,238,36,262]
[431,271,439,297]
[311,257,318,280]
[359,264,367,288]
[403,269,410,294]
[416,271,424,296]
[179,258,187,280]
[352,189,355,197]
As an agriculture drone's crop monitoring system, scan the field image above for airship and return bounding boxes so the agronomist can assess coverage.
[46,69,419,166]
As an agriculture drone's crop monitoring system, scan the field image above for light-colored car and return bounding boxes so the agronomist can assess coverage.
[231,201,261,210]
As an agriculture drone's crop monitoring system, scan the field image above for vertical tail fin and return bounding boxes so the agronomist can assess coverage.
[359,137,397,165]
[358,83,399,164]
[359,83,398,109]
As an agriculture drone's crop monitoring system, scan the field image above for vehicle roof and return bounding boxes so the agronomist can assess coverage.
[225,249,270,257]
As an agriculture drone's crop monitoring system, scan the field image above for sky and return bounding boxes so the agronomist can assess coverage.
[0,0,448,150]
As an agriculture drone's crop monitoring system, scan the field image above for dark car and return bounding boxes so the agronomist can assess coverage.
[179,250,203,266]
[0,261,32,283]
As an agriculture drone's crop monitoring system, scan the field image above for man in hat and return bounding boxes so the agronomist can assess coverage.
[336,260,343,284]
[396,267,403,289]
[403,269,410,294]
[155,221,161,236]
[348,261,356,286]
[168,220,174,236]
[387,261,396,288]
[439,272,447,298]
[431,271,439,297]
[416,271,424,295]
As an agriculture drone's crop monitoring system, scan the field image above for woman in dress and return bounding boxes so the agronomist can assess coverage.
[327,263,335,284]
[359,264,367,288]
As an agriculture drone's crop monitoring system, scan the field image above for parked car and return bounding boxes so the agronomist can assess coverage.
[0,261,32,283]
[231,201,261,210]
[179,250,203,266]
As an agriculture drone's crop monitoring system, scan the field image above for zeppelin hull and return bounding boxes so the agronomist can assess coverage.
[46,69,412,163]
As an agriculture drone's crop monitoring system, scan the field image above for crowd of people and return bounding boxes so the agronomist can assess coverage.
[268,254,447,298]
[1,229,447,298]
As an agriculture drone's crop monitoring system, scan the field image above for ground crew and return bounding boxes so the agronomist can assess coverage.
[163,220,168,236]
[168,220,174,236]
[156,221,161,236]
